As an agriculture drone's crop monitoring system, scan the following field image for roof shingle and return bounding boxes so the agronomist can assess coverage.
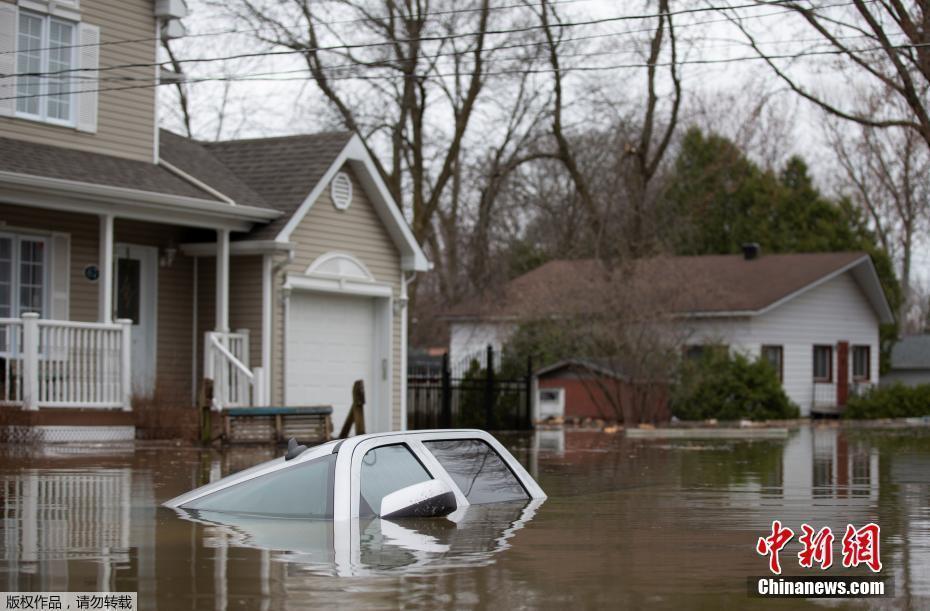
[445,252,871,319]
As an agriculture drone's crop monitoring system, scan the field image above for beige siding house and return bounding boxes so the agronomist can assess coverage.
[0,1,428,440]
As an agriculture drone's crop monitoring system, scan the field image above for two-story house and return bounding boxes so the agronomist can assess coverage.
[0,0,428,441]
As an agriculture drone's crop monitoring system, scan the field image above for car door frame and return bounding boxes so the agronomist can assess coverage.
[334,429,546,520]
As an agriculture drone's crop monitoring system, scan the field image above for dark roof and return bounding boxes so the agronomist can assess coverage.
[158,130,268,209]
[890,335,930,370]
[446,252,872,320]
[536,358,628,380]
[202,131,354,239]
[0,135,223,201]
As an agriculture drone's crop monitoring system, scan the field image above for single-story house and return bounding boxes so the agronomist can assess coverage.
[883,334,930,387]
[446,248,894,417]
[535,359,668,422]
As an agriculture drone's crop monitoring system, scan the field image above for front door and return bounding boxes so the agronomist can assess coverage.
[114,244,157,398]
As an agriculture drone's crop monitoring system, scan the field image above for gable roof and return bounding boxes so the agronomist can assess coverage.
[158,130,429,270]
[890,335,930,370]
[446,252,894,324]
[200,131,354,240]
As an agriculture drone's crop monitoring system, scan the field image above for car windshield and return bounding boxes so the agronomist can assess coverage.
[182,454,336,518]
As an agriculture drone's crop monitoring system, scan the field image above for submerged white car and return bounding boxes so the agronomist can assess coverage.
[164,429,546,519]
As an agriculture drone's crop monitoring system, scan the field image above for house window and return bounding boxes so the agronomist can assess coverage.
[16,10,76,124]
[0,234,48,320]
[852,345,870,381]
[813,345,832,382]
[761,345,783,382]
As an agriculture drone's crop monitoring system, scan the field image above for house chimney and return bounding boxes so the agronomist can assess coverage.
[741,243,760,260]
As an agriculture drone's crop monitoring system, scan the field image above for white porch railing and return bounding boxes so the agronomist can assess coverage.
[204,330,264,410]
[0,313,132,410]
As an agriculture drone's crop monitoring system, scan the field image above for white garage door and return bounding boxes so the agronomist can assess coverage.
[286,292,375,433]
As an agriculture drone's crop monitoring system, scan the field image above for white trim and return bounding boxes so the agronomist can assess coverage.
[114,243,158,398]
[180,240,295,257]
[13,10,79,127]
[160,159,236,205]
[678,256,894,325]
[330,171,352,210]
[399,270,415,431]
[283,273,393,298]
[304,251,375,282]
[0,230,51,319]
[215,229,230,333]
[97,213,112,323]
[153,19,160,163]
[0,170,280,230]
[274,135,429,272]
[260,253,272,405]
[18,0,81,21]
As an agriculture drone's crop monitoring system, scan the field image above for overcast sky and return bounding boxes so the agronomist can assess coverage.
[159,0,930,285]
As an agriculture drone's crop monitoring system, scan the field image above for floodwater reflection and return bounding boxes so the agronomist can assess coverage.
[1,425,930,609]
[174,499,542,578]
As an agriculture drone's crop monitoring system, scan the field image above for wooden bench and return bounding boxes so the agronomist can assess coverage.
[223,406,333,444]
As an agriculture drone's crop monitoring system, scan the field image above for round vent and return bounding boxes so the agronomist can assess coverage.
[330,171,353,211]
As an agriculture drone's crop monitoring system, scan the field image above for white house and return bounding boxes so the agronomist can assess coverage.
[445,249,894,417]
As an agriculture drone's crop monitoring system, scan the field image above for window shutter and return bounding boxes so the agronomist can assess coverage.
[75,22,100,133]
[50,233,70,321]
[0,3,16,117]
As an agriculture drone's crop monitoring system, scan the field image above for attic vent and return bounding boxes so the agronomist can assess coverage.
[331,171,353,211]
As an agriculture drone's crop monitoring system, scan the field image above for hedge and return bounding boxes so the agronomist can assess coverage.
[844,383,930,419]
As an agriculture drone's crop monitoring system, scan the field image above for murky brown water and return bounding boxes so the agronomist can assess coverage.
[1,424,929,609]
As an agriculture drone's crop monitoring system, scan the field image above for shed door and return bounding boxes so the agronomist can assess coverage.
[286,292,375,433]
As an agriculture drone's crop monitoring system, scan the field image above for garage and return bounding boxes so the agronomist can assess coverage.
[285,291,390,433]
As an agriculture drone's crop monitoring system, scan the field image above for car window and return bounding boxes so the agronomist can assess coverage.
[359,444,432,517]
[182,454,336,518]
[423,439,528,505]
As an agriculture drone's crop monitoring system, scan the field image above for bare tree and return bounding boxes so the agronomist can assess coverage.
[727,1,930,151]
[826,107,930,325]
[537,0,682,259]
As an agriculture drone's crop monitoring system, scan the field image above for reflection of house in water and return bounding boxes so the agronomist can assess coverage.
[783,426,879,503]
[1,465,151,592]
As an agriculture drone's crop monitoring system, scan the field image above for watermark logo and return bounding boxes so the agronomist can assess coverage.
[756,521,882,574]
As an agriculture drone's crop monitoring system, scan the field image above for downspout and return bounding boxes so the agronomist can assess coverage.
[270,248,295,405]
[399,270,417,431]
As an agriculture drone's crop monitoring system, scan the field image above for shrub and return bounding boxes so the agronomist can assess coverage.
[844,383,930,419]
[670,350,800,421]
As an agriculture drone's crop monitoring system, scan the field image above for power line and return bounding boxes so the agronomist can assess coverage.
[0,0,868,80]
[0,0,597,57]
[28,26,908,87]
[3,38,923,103]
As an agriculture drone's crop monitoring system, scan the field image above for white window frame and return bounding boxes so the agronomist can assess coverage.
[14,9,77,127]
[0,231,51,319]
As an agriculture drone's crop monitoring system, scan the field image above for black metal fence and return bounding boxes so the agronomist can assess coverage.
[407,346,533,430]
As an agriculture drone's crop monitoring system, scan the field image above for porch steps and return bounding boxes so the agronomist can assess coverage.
[223,405,333,445]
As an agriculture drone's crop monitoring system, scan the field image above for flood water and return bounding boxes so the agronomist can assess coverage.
[1,424,929,609]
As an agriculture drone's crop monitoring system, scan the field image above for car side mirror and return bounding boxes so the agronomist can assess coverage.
[379,480,457,519]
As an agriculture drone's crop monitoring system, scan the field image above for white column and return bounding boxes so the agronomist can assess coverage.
[118,318,133,410]
[21,312,39,410]
[215,229,230,333]
[98,214,114,323]
[261,254,272,405]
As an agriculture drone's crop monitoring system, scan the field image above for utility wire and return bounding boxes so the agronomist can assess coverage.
[0,0,871,80]
[3,39,924,103]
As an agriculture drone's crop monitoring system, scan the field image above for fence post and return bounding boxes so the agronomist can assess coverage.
[441,352,452,428]
[484,344,495,430]
[117,318,133,411]
[525,355,533,430]
[21,313,39,410]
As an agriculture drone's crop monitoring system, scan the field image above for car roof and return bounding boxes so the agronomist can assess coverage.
[163,430,496,508]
